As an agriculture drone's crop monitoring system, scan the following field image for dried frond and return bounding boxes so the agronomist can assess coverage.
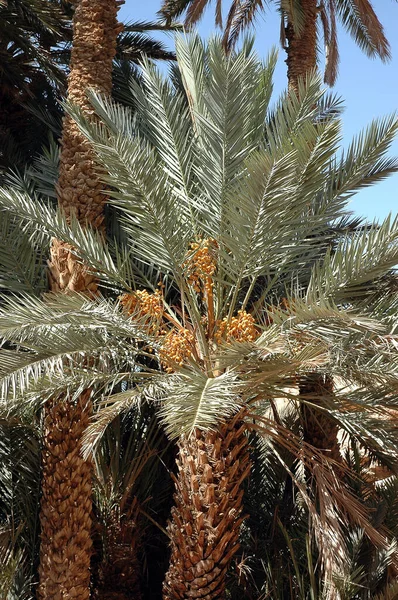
[324,0,339,86]
[223,0,265,50]
[337,0,391,60]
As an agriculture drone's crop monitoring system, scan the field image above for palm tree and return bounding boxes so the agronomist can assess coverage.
[0,7,178,596]
[36,0,122,596]
[91,405,172,600]
[1,35,398,598]
[158,0,394,471]
[159,0,391,88]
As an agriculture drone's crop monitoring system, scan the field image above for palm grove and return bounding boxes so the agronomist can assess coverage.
[0,0,398,599]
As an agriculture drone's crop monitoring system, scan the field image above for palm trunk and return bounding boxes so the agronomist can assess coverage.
[300,374,341,464]
[37,391,93,600]
[285,0,318,91]
[37,0,122,597]
[48,0,123,293]
[163,410,250,600]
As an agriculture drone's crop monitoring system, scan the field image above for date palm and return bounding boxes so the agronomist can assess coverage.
[159,0,394,473]
[159,0,392,87]
[1,35,398,598]
[36,0,122,597]
[0,7,178,597]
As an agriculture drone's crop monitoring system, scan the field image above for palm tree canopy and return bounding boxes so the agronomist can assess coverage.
[0,35,398,583]
[159,0,393,85]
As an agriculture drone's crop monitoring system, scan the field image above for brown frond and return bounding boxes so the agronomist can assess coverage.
[250,416,398,583]
[185,0,212,26]
[299,373,342,464]
[215,0,223,27]
[159,0,192,22]
[223,0,264,51]
[351,0,391,60]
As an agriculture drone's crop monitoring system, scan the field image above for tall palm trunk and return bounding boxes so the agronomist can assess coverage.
[285,0,318,90]
[37,0,121,598]
[300,374,341,464]
[284,1,341,464]
[163,410,250,600]
[38,391,93,600]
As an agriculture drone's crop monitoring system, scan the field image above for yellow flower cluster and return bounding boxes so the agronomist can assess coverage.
[120,290,163,333]
[160,328,195,373]
[185,239,218,294]
[215,310,258,344]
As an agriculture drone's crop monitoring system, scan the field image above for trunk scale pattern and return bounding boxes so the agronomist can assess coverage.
[38,0,122,597]
[37,392,93,600]
[285,0,318,91]
[163,410,250,600]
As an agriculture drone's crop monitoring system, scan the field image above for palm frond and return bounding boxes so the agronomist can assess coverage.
[159,367,244,438]
[335,0,391,61]
[223,0,269,50]
[0,293,157,400]
[0,211,48,295]
[307,215,398,302]
[327,114,398,202]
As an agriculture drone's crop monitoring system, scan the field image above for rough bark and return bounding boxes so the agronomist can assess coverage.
[163,410,251,600]
[38,0,122,597]
[300,373,341,464]
[47,0,123,292]
[285,0,318,91]
[37,391,93,600]
[55,0,122,229]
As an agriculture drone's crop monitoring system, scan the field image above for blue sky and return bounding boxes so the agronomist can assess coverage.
[120,0,397,221]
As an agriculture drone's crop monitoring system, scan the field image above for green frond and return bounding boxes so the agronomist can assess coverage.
[0,187,137,291]
[159,367,244,439]
[0,211,48,296]
[65,105,194,278]
[280,0,306,35]
[26,137,60,199]
[307,215,398,302]
[0,294,157,400]
[82,378,170,457]
[117,26,177,63]
[328,114,398,202]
